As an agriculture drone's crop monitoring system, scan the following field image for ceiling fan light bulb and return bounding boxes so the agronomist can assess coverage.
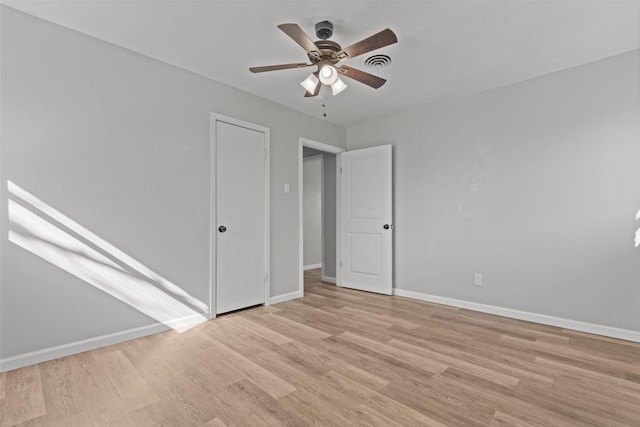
[319,65,338,85]
[300,73,319,93]
[331,77,347,96]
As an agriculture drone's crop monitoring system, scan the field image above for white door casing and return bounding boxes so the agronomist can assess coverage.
[340,145,393,294]
[211,115,270,315]
[297,138,345,298]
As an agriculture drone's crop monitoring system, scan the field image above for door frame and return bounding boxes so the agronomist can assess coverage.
[298,137,345,298]
[210,113,270,319]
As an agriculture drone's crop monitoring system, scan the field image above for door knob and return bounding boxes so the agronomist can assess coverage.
[383,224,392,230]
[218,225,227,233]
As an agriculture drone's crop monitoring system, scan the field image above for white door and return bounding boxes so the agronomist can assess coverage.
[340,145,392,294]
[215,120,268,314]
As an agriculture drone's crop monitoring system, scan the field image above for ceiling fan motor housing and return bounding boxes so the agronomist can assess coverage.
[315,20,333,40]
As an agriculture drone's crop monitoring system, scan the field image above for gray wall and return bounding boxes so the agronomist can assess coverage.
[347,50,640,332]
[303,156,322,267]
[0,7,346,360]
[322,154,337,279]
[303,148,337,279]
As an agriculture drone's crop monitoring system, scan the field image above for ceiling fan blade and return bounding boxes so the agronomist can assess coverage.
[304,72,321,97]
[249,63,314,73]
[336,28,397,61]
[277,23,322,61]
[337,65,386,89]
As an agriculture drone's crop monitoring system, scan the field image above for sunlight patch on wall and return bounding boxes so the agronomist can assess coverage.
[635,208,640,248]
[7,181,208,333]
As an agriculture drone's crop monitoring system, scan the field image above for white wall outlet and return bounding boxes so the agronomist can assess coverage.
[474,273,483,286]
[284,183,290,193]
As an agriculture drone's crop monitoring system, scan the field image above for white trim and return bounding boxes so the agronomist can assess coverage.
[320,154,325,281]
[0,314,208,372]
[321,276,337,284]
[209,117,217,319]
[304,263,322,270]
[264,129,271,306]
[270,291,302,305]
[210,113,271,317]
[393,288,640,343]
[336,153,342,287]
[299,138,347,154]
[298,138,346,299]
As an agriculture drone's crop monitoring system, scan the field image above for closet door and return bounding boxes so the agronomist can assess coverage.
[214,118,268,314]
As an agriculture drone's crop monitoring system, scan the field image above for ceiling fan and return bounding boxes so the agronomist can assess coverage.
[249,21,397,97]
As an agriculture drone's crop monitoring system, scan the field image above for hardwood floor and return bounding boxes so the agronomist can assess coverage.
[2,269,639,426]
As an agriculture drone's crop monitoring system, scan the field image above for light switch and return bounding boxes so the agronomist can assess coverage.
[284,183,290,193]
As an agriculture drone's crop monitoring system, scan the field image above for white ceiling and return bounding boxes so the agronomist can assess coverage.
[4,0,640,127]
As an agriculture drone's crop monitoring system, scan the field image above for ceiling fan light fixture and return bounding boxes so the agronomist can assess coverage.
[319,65,338,85]
[300,73,320,93]
[250,23,397,98]
[330,77,347,96]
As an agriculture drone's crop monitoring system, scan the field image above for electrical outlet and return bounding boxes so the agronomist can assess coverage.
[474,273,483,286]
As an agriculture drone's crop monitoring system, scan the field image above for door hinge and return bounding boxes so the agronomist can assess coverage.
[340,166,342,173]
[264,273,268,282]
[340,260,342,267]
[264,150,268,159]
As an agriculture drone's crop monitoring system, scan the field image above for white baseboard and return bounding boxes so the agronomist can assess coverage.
[0,313,209,373]
[270,290,302,305]
[321,276,337,284]
[304,263,322,271]
[393,288,640,343]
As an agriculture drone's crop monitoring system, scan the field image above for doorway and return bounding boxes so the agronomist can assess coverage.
[211,114,270,317]
[303,154,323,273]
[298,138,345,296]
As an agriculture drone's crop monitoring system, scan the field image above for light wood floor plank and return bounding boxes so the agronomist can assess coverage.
[0,372,6,400]
[513,379,636,427]
[341,305,421,329]
[97,350,160,412]
[72,351,138,427]
[2,269,639,426]
[195,330,297,400]
[534,356,640,397]
[224,379,307,426]
[38,357,85,422]
[201,417,228,427]
[2,365,46,427]
[130,400,200,427]
[261,312,332,340]
[389,327,555,385]
[336,331,449,374]
[202,316,282,356]
[230,315,293,345]
[489,411,538,426]
[429,368,578,426]
[388,338,520,388]
[321,369,449,426]
[0,372,5,427]
[354,404,409,427]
